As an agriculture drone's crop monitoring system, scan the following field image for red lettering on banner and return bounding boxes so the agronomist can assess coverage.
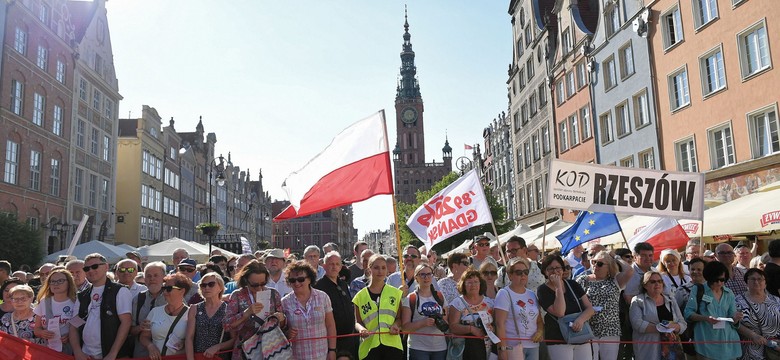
[417,191,479,227]
[761,210,780,228]
[427,209,480,242]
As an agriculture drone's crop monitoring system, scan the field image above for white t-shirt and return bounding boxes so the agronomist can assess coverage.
[268,273,292,299]
[402,293,448,351]
[33,297,77,338]
[494,287,540,348]
[73,285,132,357]
[147,305,189,355]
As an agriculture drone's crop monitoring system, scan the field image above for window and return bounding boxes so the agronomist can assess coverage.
[566,72,576,98]
[525,25,532,47]
[92,89,101,110]
[36,46,48,70]
[74,168,83,203]
[4,141,19,184]
[56,60,65,84]
[14,27,27,54]
[89,174,97,207]
[535,177,544,209]
[700,47,726,95]
[570,114,580,146]
[527,59,534,80]
[538,84,547,105]
[524,142,531,168]
[748,106,779,158]
[516,37,524,58]
[519,69,526,89]
[52,105,63,136]
[620,156,635,167]
[675,138,698,172]
[513,112,521,131]
[693,0,718,29]
[103,136,110,161]
[526,184,535,213]
[556,80,565,105]
[101,179,109,210]
[521,103,529,125]
[90,128,99,156]
[50,159,60,196]
[516,149,523,173]
[619,43,635,79]
[662,6,684,49]
[576,61,588,88]
[39,3,50,25]
[530,93,538,116]
[580,106,592,139]
[639,149,655,169]
[104,99,113,118]
[11,80,23,116]
[560,122,569,152]
[708,124,735,169]
[532,133,540,160]
[669,67,691,110]
[29,150,41,190]
[542,125,551,154]
[76,120,85,148]
[738,21,771,78]
[562,28,571,55]
[33,93,44,126]
[616,102,631,137]
[605,5,620,37]
[141,185,148,208]
[599,112,615,145]
[79,79,87,101]
[603,56,617,90]
[633,89,650,128]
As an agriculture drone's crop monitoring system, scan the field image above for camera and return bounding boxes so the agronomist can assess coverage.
[420,302,449,333]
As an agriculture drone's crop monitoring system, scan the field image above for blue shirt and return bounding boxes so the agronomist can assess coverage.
[684,283,742,359]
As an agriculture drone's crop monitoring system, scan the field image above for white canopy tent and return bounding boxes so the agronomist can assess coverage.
[702,188,780,237]
[45,240,131,264]
[138,237,240,264]
[525,219,572,250]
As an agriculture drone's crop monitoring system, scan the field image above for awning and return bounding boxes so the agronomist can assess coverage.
[702,188,780,237]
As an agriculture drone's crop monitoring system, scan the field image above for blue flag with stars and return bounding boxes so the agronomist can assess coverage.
[556,211,622,256]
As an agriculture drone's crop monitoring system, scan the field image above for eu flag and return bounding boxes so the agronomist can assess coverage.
[556,211,622,255]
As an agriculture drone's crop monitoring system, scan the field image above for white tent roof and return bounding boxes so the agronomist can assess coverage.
[115,243,137,252]
[703,188,780,237]
[45,240,130,264]
[524,219,572,250]
[138,238,240,264]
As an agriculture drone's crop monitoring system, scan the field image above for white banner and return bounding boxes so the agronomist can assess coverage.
[406,169,493,248]
[547,159,705,220]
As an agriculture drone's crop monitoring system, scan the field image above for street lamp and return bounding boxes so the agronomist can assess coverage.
[206,154,226,254]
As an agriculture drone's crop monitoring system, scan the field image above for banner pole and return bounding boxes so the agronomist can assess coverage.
[381,109,405,277]
[541,207,549,257]
[472,156,508,266]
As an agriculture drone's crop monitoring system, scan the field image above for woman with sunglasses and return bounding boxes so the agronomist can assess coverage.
[32,269,77,354]
[537,254,594,360]
[401,264,448,360]
[495,257,543,360]
[224,260,285,360]
[438,253,470,305]
[448,269,495,360]
[575,250,633,360]
[629,271,687,360]
[479,262,500,300]
[684,260,742,360]
[140,273,192,360]
[185,273,234,360]
[353,254,404,360]
[0,285,43,344]
[282,260,337,359]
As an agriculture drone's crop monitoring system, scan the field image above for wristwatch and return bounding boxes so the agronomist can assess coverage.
[498,345,513,351]
[328,348,337,352]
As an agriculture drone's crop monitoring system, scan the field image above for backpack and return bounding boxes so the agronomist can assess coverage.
[409,286,445,321]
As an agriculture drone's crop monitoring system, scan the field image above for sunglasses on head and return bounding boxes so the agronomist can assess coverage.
[117,268,136,274]
[287,276,307,284]
[161,285,182,293]
[199,281,218,289]
[83,263,105,272]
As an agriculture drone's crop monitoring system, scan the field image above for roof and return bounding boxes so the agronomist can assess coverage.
[66,0,100,43]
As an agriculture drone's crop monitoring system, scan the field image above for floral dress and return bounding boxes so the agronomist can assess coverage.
[576,275,622,337]
[223,287,282,360]
[0,312,43,345]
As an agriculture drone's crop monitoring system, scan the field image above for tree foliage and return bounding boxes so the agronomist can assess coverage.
[0,216,44,270]
[396,172,514,253]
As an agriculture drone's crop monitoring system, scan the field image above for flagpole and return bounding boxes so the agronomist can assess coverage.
[472,158,508,266]
[619,227,631,250]
[380,109,405,277]
[541,207,549,257]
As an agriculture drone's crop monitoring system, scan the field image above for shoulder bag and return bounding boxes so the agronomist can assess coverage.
[241,290,293,360]
[160,305,188,356]
[446,296,467,360]
[555,280,594,344]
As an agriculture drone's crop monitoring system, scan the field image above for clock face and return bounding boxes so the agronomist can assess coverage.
[402,108,417,123]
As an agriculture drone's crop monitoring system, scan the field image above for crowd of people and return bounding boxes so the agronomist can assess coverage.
[0,236,779,360]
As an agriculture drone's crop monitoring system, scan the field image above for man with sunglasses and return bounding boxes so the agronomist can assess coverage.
[496,236,546,291]
[715,243,748,296]
[176,259,203,305]
[70,253,133,360]
[469,235,498,271]
[388,245,440,294]
[115,259,146,298]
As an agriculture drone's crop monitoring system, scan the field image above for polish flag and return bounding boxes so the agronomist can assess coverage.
[274,111,393,220]
[464,144,473,150]
[627,217,690,259]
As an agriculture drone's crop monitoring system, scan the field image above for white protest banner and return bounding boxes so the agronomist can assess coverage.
[547,159,705,220]
[407,169,493,248]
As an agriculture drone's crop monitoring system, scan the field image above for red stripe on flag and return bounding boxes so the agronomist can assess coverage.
[274,152,392,220]
[646,224,690,260]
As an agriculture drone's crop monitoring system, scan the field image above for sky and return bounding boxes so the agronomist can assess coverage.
[105,1,512,237]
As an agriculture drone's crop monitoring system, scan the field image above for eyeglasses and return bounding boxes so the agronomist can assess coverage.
[49,278,67,286]
[402,254,419,259]
[10,297,29,303]
[621,255,634,260]
[646,280,664,285]
[481,271,498,277]
[248,282,266,288]
[417,272,433,279]
[713,278,727,283]
[591,261,605,268]
[511,269,530,276]
[161,285,182,293]
[287,276,307,284]
[178,267,196,273]
[476,242,491,247]
[199,281,218,289]
[83,263,105,272]
[117,268,136,274]
[546,266,563,272]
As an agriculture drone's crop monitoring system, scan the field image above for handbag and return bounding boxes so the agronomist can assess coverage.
[740,294,780,360]
[242,292,293,360]
[659,332,686,360]
[446,296,470,360]
[555,280,594,344]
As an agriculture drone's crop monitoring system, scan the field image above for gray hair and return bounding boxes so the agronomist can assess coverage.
[116,259,139,271]
[173,248,189,257]
[384,255,398,266]
[323,250,342,263]
[304,245,321,256]
[65,259,84,269]
[144,261,167,275]
[360,249,375,259]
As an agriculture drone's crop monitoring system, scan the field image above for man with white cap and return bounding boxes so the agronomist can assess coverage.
[265,248,292,298]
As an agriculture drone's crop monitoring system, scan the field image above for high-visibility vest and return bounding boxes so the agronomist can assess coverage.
[353,284,404,359]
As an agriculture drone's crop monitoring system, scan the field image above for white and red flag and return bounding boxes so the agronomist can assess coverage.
[464,144,473,150]
[407,169,493,249]
[627,217,690,259]
[274,111,393,220]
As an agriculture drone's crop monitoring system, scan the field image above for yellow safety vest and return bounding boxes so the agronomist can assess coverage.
[353,284,403,359]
